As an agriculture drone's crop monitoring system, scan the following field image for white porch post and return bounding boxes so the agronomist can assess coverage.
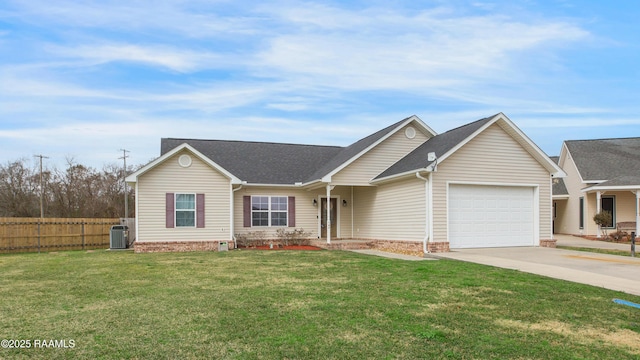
[596,191,602,238]
[636,189,640,236]
[326,184,332,244]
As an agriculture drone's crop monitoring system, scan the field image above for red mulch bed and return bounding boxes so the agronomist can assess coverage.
[237,245,322,251]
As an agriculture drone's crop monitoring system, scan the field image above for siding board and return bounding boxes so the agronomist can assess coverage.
[353,177,426,241]
[431,124,552,243]
[332,123,431,185]
[138,150,231,242]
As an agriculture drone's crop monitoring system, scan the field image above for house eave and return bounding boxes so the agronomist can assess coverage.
[125,143,242,185]
[370,168,431,185]
[582,185,640,192]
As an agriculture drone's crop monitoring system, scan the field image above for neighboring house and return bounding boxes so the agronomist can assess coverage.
[126,113,564,253]
[552,138,640,238]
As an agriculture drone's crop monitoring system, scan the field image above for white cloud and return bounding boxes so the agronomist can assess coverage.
[252,6,589,93]
[45,43,225,73]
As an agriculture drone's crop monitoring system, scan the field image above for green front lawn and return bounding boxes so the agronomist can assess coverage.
[557,245,634,257]
[1,250,640,359]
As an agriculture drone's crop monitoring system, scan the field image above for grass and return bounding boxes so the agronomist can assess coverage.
[1,249,640,359]
[557,245,635,257]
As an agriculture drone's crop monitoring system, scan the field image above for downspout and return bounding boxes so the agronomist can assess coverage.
[231,183,244,247]
[416,172,430,254]
[351,186,354,238]
[596,191,602,238]
[635,189,640,236]
[326,183,332,244]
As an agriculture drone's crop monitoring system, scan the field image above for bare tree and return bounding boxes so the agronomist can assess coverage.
[0,157,138,218]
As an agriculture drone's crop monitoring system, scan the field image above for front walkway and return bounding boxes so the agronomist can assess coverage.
[554,234,633,251]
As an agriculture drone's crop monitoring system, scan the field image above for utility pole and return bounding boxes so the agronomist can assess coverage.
[119,149,130,220]
[33,154,49,218]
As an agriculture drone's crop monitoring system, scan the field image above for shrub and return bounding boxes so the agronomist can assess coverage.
[593,211,612,236]
[609,230,629,242]
[235,230,267,248]
[275,228,311,246]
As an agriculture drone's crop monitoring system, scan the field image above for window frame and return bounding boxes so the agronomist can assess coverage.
[251,195,288,227]
[600,195,616,229]
[175,193,196,228]
[579,197,584,229]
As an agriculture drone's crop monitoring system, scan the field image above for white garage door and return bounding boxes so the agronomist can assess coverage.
[449,184,535,248]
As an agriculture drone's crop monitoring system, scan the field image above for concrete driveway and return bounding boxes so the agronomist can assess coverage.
[434,235,640,296]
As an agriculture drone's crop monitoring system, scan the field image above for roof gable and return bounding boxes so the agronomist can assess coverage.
[564,137,640,182]
[307,115,436,182]
[126,143,242,184]
[374,113,565,182]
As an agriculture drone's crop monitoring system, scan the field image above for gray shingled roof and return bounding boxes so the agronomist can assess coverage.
[162,116,416,184]
[374,115,495,180]
[161,139,342,184]
[565,137,640,182]
[549,156,569,196]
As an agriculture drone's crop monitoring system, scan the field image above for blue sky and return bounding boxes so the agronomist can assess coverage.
[1,0,639,169]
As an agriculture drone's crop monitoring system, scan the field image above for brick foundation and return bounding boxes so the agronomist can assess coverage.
[310,239,450,255]
[539,239,556,248]
[134,240,235,253]
[427,242,450,253]
[374,240,424,256]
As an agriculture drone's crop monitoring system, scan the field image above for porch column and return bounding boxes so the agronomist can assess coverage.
[326,184,332,244]
[596,191,602,238]
[636,191,639,237]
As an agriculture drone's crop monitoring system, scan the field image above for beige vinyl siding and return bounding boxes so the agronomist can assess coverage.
[555,151,588,235]
[233,186,354,239]
[614,192,639,225]
[558,151,638,236]
[431,123,552,243]
[585,191,637,236]
[331,123,430,186]
[137,150,231,242]
[353,177,426,241]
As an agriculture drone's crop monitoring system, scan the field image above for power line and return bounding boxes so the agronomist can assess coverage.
[33,154,49,218]
[119,149,130,219]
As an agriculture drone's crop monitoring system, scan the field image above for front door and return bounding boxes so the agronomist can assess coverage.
[320,198,338,239]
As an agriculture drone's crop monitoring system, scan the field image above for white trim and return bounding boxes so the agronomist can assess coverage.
[126,143,241,185]
[174,193,197,228]
[240,183,306,188]
[134,181,140,242]
[321,116,436,183]
[582,185,640,192]
[371,113,565,185]
[435,114,564,178]
[371,168,430,185]
[446,181,540,248]
[249,195,289,228]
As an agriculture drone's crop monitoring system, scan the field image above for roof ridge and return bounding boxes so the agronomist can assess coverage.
[565,136,640,143]
[436,114,498,135]
[161,137,343,149]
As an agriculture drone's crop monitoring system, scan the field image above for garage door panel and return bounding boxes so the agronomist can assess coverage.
[449,184,534,248]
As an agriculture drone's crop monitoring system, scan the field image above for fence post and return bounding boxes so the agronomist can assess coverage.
[82,222,85,250]
[37,221,41,254]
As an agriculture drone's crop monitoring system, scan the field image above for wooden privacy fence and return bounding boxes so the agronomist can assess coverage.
[0,217,121,254]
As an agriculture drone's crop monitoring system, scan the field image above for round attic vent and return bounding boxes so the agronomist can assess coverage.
[405,126,416,139]
[178,154,192,168]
